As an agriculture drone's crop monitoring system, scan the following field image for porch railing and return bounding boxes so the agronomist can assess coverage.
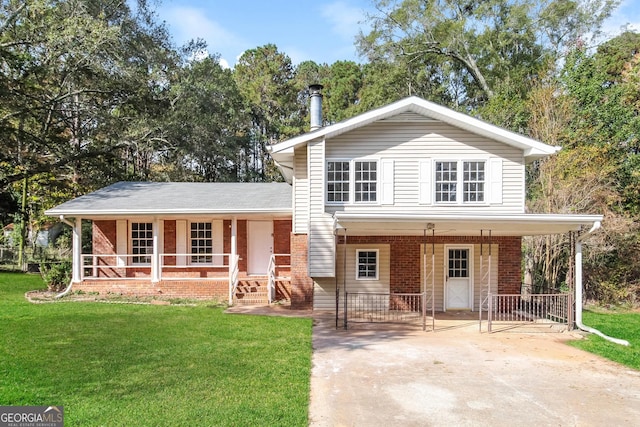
[267,254,291,303]
[344,292,425,326]
[228,254,239,305]
[487,292,571,332]
[80,253,233,281]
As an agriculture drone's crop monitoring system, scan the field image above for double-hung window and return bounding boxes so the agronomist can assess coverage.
[327,161,350,202]
[190,222,213,264]
[327,159,378,204]
[356,249,378,280]
[435,160,485,204]
[131,222,153,264]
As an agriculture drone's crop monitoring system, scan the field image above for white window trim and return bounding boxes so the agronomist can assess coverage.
[355,249,379,281]
[189,221,214,265]
[326,158,381,205]
[129,220,154,266]
[184,220,224,266]
[326,158,351,205]
[433,159,489,206]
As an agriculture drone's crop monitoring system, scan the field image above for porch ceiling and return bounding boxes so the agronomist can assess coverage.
[333,212,603,237]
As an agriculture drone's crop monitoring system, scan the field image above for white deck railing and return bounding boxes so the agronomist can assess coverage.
[80,253,233,281]
[267,254,291,303]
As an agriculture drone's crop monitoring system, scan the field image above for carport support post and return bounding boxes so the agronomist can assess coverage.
[575,240,583,328]
[343,228,348,330]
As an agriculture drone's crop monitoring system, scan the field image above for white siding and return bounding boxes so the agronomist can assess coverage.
[324,120,525,214]
[293,146,309,234]
[313,243,391,310]
[419,243,498,311]
[472,244,499,311]
[308,139,335,277]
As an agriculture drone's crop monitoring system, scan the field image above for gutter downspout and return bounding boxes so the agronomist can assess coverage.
[55,215,75,299]
[575,221,629,346]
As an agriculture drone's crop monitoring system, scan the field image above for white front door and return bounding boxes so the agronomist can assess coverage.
[445,247,472,310]
[247,221,273,275]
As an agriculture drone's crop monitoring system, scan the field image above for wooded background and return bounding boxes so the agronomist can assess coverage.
[1,0,638,304]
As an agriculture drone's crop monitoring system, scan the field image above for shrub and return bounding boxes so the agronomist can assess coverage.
[40,261,71,291]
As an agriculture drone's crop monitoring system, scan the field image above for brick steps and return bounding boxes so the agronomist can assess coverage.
[233,278,268,305]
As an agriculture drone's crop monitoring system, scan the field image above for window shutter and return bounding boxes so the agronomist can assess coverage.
[212,220,224,265]
[116,220,127,266]
[489,158,503,204]
[176,220,187,266]
[380,159,394,205]
[419,159,432,204]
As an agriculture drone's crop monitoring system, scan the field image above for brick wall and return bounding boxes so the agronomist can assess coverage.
[76,279,229,300]
[338,235,522,295]
[290,233,313,309]
[93,220,116,256]
[164,220,176,266]
[498,236,522,294]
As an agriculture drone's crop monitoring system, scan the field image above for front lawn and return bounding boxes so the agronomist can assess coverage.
[0,273,312,426]
[569,309,640,370]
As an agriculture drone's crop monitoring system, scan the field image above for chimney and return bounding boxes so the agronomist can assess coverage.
[309,84,323,130]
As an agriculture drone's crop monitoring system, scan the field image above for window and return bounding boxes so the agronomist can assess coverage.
[448,249,469,278]
[463,161,485,202]
[131,222,153,264]
[327,161,350,202]
[356,250,378,280]
[435,161,457,202]
[435,160,486,203]
[327,159,378,204]
[190,222,212,264]
[354,161,377,202]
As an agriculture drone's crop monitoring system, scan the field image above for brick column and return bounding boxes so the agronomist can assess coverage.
[290,233,313,309]
[498,236,522,294]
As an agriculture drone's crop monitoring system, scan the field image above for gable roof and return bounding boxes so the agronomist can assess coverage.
[269,96,560,181]
[45,182,292,217]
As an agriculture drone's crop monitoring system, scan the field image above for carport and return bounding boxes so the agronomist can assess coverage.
[332,212,602,333]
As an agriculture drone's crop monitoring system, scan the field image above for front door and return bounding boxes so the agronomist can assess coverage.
[247,221,273,275]
[445,247,472,310]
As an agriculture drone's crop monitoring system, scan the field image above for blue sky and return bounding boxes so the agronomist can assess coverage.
[157,0,640,68]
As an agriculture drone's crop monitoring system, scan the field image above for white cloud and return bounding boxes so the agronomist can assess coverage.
[218,58,230,69]
[599,0,640,42]
[320,1,367,40]
[159,6,246,61]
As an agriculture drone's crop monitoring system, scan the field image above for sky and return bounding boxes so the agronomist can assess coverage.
[156,0,640,69]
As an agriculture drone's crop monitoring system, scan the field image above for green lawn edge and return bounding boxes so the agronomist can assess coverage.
[0,273,313,426]
[568,309,640,370]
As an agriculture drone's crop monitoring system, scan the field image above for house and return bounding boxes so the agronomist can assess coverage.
[46,89,602,323]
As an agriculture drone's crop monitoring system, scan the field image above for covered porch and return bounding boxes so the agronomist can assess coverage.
[331,212,602,332]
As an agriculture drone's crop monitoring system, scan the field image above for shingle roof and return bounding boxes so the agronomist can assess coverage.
[45,182,292,216]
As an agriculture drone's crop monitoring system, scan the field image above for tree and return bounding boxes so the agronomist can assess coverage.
[234,44,303,181]
[357,0,617,108]
[163,51,248,182]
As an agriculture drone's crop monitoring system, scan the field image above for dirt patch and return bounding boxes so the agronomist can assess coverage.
[24,289,217,306]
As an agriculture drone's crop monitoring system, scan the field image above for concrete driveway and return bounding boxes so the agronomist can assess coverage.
[309,314,640,426]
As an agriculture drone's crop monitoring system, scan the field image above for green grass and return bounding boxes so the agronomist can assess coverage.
[569,309,640,370]
[0,273,312,426]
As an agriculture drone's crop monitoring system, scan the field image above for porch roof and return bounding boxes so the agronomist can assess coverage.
[45,181,292,217]
[333,212,603,236]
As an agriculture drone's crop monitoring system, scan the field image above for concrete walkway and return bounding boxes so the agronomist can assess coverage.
[309,314,640,426]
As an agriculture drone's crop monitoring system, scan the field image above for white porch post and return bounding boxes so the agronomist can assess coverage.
[72,217,82,283]
[231,217,237,258]
[151,217,161,283]
[229,217,238,305]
